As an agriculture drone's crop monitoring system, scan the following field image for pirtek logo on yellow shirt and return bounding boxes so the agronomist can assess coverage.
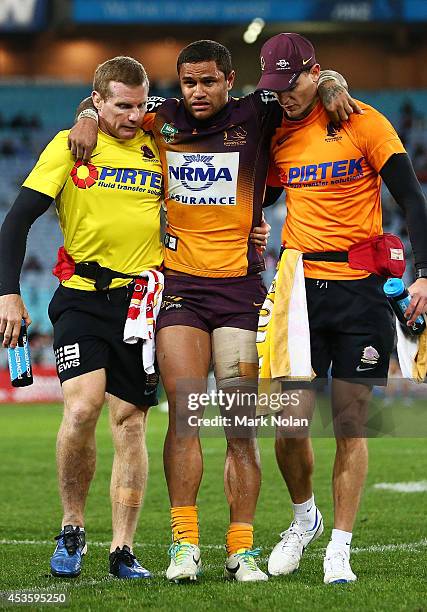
[70,161,98,188]
[70,160,162,191]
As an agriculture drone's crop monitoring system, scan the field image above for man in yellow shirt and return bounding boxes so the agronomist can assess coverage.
[0,56,163,579]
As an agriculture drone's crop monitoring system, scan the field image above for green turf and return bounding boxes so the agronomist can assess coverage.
[0,403,426,611]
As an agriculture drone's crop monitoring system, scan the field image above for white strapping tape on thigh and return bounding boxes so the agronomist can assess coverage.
[212,327,258,383]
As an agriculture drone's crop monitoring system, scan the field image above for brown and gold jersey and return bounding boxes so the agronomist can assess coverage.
[144,93,283,278]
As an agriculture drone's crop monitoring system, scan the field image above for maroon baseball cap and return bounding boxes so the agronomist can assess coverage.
[256,33,316,92]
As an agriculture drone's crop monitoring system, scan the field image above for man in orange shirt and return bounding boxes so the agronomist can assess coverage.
[257,33,427,584]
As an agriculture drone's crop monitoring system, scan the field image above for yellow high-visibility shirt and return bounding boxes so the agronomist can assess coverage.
[23,129,163,290]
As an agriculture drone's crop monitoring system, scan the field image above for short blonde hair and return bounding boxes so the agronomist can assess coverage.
[93,56,149,99]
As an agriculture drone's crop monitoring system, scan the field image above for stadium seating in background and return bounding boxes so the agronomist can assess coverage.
[1,85,427,365]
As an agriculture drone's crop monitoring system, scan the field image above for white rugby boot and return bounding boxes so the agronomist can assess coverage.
[166,542,201,582]
[323,545,357,584]
[268,508,324,576]
[224,548,268,582]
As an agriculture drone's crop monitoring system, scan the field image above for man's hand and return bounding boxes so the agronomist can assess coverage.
[318,79,362,124]
[250,220,271,253]
[68,118,98,162]
[406,278,427,326]
[0,294,31,348]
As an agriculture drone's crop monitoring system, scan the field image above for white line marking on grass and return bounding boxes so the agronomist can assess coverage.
[351,539,427,554]
[17,578,117,592]
[0,539,111,547]
[374,480,427,493]
[373,481,427,493]
[0,539,224,550]
[303,539,427,559]
[2,539,426,554]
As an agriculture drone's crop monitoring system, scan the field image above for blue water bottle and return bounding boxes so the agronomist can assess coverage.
[7,320,33,387]
[383,278,426,336]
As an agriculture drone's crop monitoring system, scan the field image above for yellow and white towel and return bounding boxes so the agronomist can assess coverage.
[396,321,427,383]
[257,249,314,381]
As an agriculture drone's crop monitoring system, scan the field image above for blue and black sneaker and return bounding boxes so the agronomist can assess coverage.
[50,525,87,578]
[109,545,151,579]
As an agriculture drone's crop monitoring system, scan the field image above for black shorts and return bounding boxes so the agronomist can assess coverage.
[306,275,395,385]
[157,274,267,334]
[48,284,158,406]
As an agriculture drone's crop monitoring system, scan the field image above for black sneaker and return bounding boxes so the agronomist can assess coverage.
[109,545,151,579]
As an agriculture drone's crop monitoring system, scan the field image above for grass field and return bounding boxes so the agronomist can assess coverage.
[0,402,426,611]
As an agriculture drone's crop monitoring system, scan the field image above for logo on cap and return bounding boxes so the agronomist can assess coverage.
[260,56,265,71]
[276,59,290,69]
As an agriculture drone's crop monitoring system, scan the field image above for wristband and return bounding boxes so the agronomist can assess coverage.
[77,108,98,123]
[415,267,427,279]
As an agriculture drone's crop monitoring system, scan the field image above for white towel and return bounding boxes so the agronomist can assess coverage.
[123,270,164,374]
[396,319,427,383]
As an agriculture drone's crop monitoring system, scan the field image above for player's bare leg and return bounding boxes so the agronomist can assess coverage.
[213,327,267,581]
[275,437,314,499]
[323,378,369,584]
[331,379,369,531]
[107,394,151,579]
[57,369,106,527]
[108,394,148,552]
[157,325,210,581]
[224,437,261,524]
[268,390,323,576]
[51,369,106,577]
[158,325,211,508]
[223,438,267,581]
[212,327,261,524]
[274,390,316,504]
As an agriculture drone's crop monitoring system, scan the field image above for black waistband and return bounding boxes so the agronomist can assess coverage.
[302,251,349,262]
[279,247,349,263]
[74,262,137,291]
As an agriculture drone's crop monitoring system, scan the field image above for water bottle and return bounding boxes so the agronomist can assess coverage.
[7,320,33,387]
[383,278,426,336]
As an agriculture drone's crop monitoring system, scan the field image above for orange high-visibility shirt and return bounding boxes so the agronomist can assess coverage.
[268,99,406,280]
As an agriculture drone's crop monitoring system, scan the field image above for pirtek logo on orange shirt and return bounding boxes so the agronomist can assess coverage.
[287,157,364,183]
